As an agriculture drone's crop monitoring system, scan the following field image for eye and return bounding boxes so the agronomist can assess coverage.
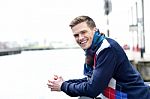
[73,34,79,38]
[81,30,87,35]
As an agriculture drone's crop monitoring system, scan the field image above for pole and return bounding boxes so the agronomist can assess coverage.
[104,0,112,37]
[107,15,109,37]
[140,0,145,58]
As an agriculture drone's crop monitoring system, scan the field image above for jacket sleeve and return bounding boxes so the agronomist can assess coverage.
[65,77,88,83]
[61,48,117,98]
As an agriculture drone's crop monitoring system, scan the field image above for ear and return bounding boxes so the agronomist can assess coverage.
[93,27,98,32]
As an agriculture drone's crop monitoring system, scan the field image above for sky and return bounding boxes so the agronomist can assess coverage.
[0,0,104,42]
[0,0,133,45]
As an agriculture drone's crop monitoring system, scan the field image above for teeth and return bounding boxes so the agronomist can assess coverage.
[80,40,87,44]
[81,41,86,44]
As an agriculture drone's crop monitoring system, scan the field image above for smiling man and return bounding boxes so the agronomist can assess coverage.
[71,19,96,50]
[47,16,150,99]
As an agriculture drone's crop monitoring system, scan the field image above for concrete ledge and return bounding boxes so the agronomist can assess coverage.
[136,59,150,81]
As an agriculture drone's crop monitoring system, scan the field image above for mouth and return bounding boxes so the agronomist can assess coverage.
[79,39,88,47]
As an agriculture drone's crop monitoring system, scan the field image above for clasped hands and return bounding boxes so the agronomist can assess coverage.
[47,75,64,91]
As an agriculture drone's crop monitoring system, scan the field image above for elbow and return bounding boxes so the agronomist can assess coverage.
[90,92,100,98]
[87,92,100,98]
[86,87,101,98]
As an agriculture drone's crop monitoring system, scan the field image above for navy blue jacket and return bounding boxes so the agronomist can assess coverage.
[61,35,150,99]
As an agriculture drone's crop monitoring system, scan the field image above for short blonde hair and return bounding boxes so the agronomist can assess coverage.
[69,16,96,29]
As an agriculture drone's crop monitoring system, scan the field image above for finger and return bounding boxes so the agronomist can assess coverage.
[51,88,56,91]
[48,80,54,83]
[47,83,54,89]
[47,81,54,88]
[59,76,62,79]
[47,82,53,86]
[54,75,58,80]
[47,83,52,86]
[47,84,51,89]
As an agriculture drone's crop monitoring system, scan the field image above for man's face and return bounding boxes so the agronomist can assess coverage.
[72,22,96,50]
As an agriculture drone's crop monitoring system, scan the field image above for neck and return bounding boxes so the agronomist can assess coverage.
[85,30,106,56]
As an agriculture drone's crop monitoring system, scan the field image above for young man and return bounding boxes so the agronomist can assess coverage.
[47,16,150,99]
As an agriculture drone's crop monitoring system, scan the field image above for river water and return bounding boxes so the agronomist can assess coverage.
[0,48,85,99]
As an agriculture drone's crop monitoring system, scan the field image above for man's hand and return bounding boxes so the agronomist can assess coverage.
[47,75,64,91]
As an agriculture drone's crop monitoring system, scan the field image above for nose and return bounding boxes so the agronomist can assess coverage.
[79,33,84,40]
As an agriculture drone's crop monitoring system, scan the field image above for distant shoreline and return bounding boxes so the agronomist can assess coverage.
[0,47,80,56]
[0,48,22,56]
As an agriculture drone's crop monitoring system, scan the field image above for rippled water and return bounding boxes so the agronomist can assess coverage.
[0,49,85,99]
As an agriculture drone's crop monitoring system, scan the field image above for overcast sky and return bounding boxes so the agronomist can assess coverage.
[0,0,132,44]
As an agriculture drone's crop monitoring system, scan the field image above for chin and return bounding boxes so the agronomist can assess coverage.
[79,43,91,50]
[80,46,86,50]
[82,46,90,50]
[82,48,87,50]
